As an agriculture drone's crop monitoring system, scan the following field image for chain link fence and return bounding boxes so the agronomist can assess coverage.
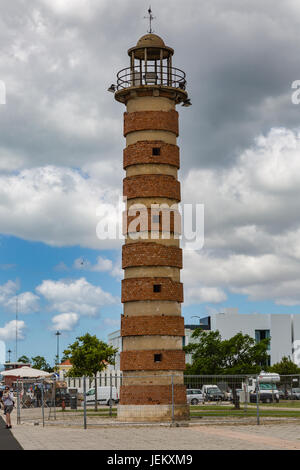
[8,374,300,428]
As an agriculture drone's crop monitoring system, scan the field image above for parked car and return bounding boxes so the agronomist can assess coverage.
[249,391,279,403]
[288,388,300,400]
[85,386,119,406]
[186,389,204,405]
[205,389,225,401]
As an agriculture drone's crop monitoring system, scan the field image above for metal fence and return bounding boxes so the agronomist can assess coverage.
[9,374,300,428]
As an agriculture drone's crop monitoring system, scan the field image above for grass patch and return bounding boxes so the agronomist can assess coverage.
[249,401,300,408]
[190,409,300,418]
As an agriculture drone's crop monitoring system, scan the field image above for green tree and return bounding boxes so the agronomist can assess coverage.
[18,355,31,364]
[31,356,53,373]
[63,333,118,410]
[184,329,270,375]
[60,352,70,363]
[268,356,300,375]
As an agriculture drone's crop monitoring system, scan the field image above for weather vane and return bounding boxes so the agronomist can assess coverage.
[144,6,155,33]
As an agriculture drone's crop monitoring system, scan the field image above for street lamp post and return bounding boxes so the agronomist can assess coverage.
[7,349,12,363]
[55,331,61,366]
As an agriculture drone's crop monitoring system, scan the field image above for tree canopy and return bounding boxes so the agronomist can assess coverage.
[62,333,118,378]
[184,329,270,375]
[18,355,31,364]
[31,356,53,372]
[268,356,300,375]
[18,355,53,372]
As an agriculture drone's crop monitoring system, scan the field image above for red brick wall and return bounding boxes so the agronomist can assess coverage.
[122,243,182,269]
[124,141,180,169]
[120,350,186,371]
[123,207,181,235]
[124,110,179,137]
[120,384,187,405]
[122,277,183,303]
[124,175,180,200]
[121,315,184,337]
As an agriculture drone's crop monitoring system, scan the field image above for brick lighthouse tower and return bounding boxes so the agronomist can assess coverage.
[111,16,191,422]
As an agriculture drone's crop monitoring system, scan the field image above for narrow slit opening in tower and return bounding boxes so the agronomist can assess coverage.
[152,147,161,156]
[154,353,162,362]
[153,284,161,293]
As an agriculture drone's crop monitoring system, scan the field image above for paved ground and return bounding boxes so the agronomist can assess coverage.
[0,416,23,450]
[7,411,300,450]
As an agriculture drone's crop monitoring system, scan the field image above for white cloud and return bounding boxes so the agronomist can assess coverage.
[36,277,118,316]
[0,281,17,304]
[182,127,300,306]
[39,0,98,20]
[6,292,40,314]
[0,320,26,341]
[73,256,113,272]
[51,313,79,331]
[73,255,122,279]
[0,166,122,249]
[0,281,39,314]
[54,262,69,272]
[185,287,227,305]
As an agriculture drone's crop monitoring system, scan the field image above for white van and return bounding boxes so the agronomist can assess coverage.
[202,384,221,395]
[85,386,119,405]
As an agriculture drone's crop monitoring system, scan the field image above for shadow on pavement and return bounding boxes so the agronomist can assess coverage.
[0,416,23,450]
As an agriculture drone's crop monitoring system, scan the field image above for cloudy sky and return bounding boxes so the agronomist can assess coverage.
[1,0,300,364]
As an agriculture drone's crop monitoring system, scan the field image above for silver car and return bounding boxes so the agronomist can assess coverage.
[186,389,204,405]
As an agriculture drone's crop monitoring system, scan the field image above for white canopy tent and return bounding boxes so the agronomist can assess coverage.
[1,366,52,378]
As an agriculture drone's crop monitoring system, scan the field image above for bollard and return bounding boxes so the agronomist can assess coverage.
[109,374,113,417]
[41,380,45,427]
[256,375,260,425]
[83,376,87,429]
[16,379,21,425]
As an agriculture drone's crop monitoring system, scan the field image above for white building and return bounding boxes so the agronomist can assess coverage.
[107,330,122,371]
[185,308,300,366]
[109,309,300,367]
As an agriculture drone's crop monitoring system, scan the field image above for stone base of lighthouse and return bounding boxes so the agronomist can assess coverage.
[117,372,190,422]
[117,404,189,422]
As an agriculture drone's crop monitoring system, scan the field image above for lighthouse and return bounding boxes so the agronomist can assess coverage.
[111,19,190,422]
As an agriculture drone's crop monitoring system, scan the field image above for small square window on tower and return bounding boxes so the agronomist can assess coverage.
[153,284,161,293]
[152,147,161,156]
[154,353,162,362]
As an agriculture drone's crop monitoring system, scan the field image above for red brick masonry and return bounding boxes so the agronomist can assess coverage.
[124,141,180,169]
[124,174,180,201]
[124,110,179,137]
[120,350,186,371]
[120,384,187,405]
[122,277,184,303]
[121,315,184,337]
[123,207,181,235]
[122,243,182,269]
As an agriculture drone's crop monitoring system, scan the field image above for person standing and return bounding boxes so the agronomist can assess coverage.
[2,386,14,429]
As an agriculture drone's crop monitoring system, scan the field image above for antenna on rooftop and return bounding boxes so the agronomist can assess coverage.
[144,6,155,33]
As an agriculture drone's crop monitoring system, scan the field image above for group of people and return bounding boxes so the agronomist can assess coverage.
[0,386,14,429]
